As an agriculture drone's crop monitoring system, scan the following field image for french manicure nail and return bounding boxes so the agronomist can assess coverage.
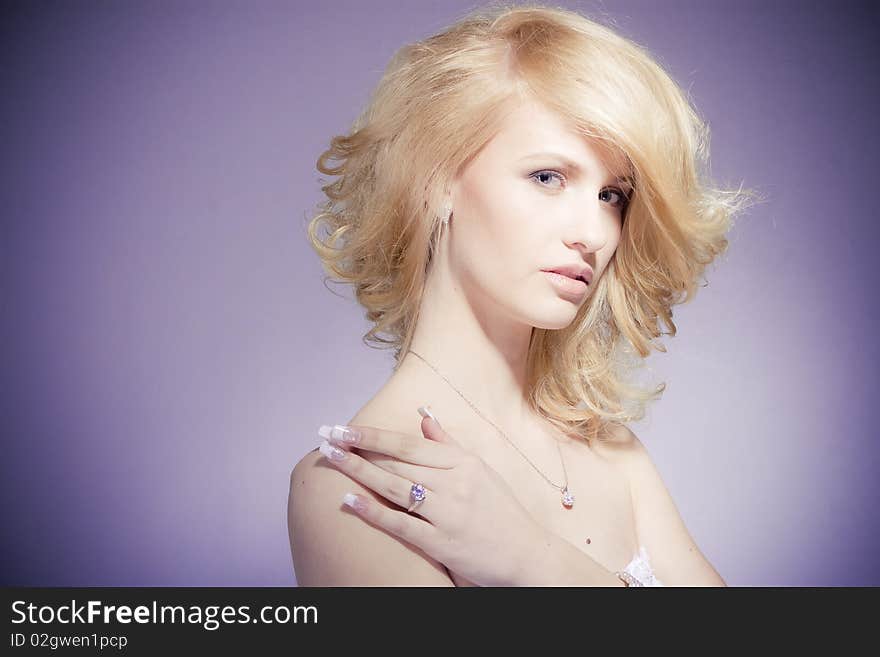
[318,424,361,444]
[418,405,440,425]
[319,440,347,461]
[342,492,367,512]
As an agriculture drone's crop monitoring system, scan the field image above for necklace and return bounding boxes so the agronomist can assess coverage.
[405,349,575,509]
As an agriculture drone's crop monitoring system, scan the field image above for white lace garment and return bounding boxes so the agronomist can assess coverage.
[620,545,664,586]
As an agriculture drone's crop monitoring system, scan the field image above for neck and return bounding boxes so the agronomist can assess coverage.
[394,256,537,433]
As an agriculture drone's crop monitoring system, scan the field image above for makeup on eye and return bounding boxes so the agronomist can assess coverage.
[528,169,630,209]
[599,187,629,208]
[530,169,567,188]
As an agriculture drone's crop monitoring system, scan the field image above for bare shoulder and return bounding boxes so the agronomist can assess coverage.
[592,423,727,587]
[588,421,643,463]
[287,409,454,587]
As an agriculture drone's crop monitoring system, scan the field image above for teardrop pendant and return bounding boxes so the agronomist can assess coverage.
[561,487,575,508]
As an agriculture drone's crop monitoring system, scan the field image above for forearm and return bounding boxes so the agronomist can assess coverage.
[516,531,625,587]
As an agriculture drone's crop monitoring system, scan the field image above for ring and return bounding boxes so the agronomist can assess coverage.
[407,482,427,513]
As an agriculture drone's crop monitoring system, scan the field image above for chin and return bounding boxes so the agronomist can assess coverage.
[527,302,582,330]
[535,317,578,331]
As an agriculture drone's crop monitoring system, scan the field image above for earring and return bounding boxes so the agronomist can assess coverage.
[434,200,452,250]
[441,200,452,225]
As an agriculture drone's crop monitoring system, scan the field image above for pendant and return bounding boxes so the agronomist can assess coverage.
[561,487,575,508]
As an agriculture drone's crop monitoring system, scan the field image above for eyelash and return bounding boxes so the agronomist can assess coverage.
[529,169,631,210]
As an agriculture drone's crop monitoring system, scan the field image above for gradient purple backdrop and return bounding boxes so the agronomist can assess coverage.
[2,0,877,586]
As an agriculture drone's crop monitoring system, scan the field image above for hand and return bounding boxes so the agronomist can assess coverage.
[316,408,551,587]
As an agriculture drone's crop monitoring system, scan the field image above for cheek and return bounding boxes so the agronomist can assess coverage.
[608,225,623,252]
[465,179,528,230]
[460,180,539,254]
[457,210,540,296]
[457,175,590,299]
[598,228,623,275]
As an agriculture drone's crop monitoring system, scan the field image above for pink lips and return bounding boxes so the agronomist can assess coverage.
[542,263,593,285]
[542,270,588,299]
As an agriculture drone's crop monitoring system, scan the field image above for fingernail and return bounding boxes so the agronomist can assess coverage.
[342,492,367,512]
[418,405,440,426]
[318,424,361,444]
[319,439,347,461]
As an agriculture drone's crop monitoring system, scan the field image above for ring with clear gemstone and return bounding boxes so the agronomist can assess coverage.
[410,483,427,502]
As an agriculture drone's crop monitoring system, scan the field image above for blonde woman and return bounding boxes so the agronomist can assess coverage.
[288,3,755,587]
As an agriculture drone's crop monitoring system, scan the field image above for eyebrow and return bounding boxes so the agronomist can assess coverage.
[519,151,635,191]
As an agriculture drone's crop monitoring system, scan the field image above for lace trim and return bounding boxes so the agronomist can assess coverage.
[621,545,664,587]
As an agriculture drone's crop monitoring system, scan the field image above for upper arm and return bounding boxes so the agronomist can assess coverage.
[608,424,727,587]
[287,448,455,586]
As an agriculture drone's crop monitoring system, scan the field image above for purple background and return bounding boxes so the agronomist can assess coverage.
[2,0,877,587]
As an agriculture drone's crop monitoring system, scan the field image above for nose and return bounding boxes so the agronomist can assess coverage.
[562,193,613,254]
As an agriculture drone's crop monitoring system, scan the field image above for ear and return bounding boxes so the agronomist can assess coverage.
[417,405,459,446]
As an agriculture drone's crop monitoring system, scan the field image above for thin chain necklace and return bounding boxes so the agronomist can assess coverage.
[406,349,575,509]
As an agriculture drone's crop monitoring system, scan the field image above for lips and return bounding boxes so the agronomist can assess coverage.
[541,264,593,285]
[543,270,589,299]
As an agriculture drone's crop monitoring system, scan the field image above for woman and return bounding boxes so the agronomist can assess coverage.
[288,4,754,586]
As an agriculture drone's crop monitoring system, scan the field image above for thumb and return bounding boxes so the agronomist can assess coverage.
[417,405,457,445]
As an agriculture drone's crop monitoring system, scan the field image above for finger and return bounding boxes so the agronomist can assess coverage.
[318,440,441,517]
[340,491,444,553]
[318,423,458,468]
[357,449,448,492]
[417,405,460,447]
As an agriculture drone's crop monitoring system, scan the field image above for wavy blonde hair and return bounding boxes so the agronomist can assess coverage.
[306,2,759,443]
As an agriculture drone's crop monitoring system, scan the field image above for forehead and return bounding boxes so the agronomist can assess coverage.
[482,99,630,179]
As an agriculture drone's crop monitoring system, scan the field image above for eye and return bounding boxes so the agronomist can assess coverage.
[529,169,566,189]
[530,170,632,215]
[600,187,631,212]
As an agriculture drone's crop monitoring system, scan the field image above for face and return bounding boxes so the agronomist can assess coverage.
[447,98,631,329]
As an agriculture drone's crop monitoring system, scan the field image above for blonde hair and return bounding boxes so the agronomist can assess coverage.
[306,2,760,443]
